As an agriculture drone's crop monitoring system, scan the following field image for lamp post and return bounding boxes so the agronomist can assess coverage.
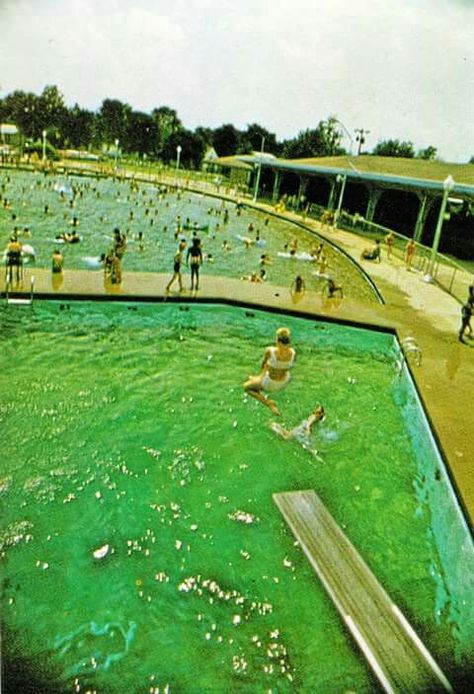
[114,139,119,172]
[334,173,347,228]
[176,144,182,172]
[427,175,454,280]
[355,128,370,155]
[253,136,265,202]
[42,130,47,162]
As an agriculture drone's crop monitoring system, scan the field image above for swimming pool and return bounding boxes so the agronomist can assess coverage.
[0,168,377,302]
[1,300,472,692]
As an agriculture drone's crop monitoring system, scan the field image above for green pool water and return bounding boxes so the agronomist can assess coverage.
[0,168,377,302]
[1,301,473,693]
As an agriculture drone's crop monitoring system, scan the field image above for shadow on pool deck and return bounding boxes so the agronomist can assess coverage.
[1,204,473,526]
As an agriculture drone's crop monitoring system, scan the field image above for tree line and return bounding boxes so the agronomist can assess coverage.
[0,85,444,167]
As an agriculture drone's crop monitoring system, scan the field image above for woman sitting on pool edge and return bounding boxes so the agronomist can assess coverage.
[243,327,296,416]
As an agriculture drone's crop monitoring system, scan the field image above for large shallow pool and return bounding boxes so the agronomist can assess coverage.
[0,168,377,302]
[1,301,472,692]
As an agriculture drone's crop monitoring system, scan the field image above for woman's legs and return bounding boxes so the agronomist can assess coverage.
[243,376,280,415]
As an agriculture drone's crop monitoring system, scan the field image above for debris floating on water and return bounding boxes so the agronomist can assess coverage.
[93,544,110,560]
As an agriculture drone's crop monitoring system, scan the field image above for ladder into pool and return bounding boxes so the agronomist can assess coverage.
[273,489,452,693]
[5,276,35,307]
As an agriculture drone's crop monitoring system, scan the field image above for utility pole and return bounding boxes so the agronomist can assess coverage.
[355,128,370,155]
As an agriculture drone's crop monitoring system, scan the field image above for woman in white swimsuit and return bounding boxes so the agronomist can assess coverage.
[244,327,296,415]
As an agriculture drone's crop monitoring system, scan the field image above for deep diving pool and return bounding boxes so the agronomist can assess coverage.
[0,300,473,693]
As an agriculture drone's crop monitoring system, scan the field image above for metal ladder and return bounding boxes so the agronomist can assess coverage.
[400,336,422,367]
[5,276,35,307]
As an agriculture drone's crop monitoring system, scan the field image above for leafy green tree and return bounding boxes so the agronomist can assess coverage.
[417,145,437,161]
[238,123,280,155]
[212,124,241,156]
[162,130,206,169]
[97,98,132,147]
[61,104,96,149]
[39,85,67,138]
[125,112,158,156]
[194,126,213,146]
[1,90,42,139]
[282,116,345,159]
[372,139,415,158]
[152,106,183,155]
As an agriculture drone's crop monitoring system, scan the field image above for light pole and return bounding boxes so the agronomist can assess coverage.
[334,173,347,228]
[42,130,47,162]
[176,144,182,173]
[427,174,455,280]
[253,136,265,202]
[355,128,370,155]
[114,139,119,172]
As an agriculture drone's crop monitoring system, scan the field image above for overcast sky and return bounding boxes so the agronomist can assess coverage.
[0,0,472,162]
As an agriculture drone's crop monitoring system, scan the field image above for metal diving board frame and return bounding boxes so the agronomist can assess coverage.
[273,489,453,694]
[5,276,35,306]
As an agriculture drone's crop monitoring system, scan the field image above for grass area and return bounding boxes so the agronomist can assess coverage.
[289,155,474,185]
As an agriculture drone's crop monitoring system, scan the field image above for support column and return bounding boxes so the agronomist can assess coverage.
[413,194,434,242]
[327,178,337,210]
[296,176,309,210]
[272,171,282,203]
[365,186,382,223]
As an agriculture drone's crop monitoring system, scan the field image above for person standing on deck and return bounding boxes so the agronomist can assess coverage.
[166,239,187,292]
[405,238,416,270]
[459,300,473,343]
[186,236,203,291]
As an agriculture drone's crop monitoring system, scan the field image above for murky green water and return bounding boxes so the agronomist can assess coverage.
[1,301,472,693]
[0,168,377,301]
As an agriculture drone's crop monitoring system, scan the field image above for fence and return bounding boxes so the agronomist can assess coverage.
[334,212,472,305]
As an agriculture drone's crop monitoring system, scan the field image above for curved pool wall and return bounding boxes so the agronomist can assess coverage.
[1,298,473,690]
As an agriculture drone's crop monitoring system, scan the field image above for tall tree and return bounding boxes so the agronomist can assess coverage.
[1,90,42,139]
[62,104,96,149]
[39,85,67,131]
[238,123,280,155]
[162,130,206,169]
[98,98,132,147]
[212,124,241,156]
[417,145,437,161]
[282,116,345,159]
[372,139,415,158]
[152,106,182,154]
[125,112,158,156]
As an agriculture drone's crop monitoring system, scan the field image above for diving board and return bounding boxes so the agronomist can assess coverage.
[273,490,452,694]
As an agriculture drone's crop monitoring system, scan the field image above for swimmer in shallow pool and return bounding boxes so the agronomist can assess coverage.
[244,327,296,416]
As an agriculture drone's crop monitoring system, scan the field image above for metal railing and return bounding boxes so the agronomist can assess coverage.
[333,212,472,305]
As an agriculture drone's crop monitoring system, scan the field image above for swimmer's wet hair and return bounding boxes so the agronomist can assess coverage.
[276,327,291,344]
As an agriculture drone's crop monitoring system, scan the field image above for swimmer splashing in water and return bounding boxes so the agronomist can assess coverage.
[244,327,295,416]
[270,405,325,458]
